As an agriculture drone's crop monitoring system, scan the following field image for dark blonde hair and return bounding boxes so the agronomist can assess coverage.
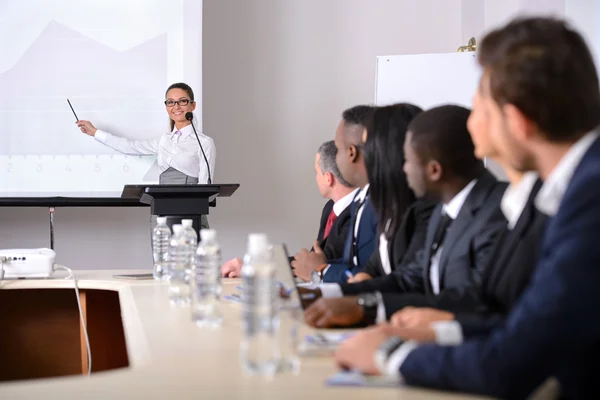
[479,17,600,141]
[165,82,195,131]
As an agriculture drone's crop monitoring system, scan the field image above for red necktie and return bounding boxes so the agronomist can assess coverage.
[323,210,337,239]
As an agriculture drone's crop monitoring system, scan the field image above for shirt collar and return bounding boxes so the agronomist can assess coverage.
[333,188,359,216]
[535,131,599,217]
[171,123,195,140]
[355,184,370,203]
[442,179,477,219]
[501,172,539,229]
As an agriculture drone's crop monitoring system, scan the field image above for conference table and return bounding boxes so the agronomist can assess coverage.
[0,271,495,399]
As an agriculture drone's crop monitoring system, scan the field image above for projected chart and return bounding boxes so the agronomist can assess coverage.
[0,0,202,197]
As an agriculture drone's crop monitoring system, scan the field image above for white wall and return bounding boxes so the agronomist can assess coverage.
[2,0,597,269]
[203,0,462,261]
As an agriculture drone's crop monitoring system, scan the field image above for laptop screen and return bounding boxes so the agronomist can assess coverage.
[272,243,304,308]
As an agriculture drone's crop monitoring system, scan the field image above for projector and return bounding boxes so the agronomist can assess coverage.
[0,248,56,279]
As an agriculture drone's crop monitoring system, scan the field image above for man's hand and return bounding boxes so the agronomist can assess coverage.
[335,323,396,375]
[291,241,327,282]
[304,297,363,328]
[390,306,455,328]
[388,325,437,342]
[221,257,243,278]
[297,286,322,308]
[347,272,372,283]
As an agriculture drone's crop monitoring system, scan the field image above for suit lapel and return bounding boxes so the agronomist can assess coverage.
[342,191,362,263]
[354,197,368,257]
[422,204,443,294]
[485,179,543,279]
[437,171,497,281]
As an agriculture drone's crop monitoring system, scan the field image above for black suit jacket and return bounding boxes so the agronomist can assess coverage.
[399,136,600,400]
[431,179,546,319]
[314,199,352,261]
[363,199,437,278]
[340,170,507,318]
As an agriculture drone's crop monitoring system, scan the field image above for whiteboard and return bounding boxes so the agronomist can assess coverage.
[375,52,480,109]
[375,52,507,180]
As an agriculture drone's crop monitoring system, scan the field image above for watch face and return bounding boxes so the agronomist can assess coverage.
[310,270,321,284]
[358,293,379,308]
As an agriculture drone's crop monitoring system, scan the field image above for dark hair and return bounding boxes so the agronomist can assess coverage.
[318,141,352,188]
[165,82,195,131]
[408,105,483,180]
[342,105,376,129]
[365,103,423,238]
[478,17,600,141]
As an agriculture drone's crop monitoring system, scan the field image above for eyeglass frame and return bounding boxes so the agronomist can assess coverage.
[164,99,194,107]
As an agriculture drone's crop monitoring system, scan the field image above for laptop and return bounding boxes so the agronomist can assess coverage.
[271,243,316,310]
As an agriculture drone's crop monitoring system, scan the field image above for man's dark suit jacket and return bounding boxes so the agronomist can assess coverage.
[340,170,507,318]
[362,199,437,278]
[314,199,352,261]
[323,195,378,283]
[432,179,546,319]
[400,137,600,399]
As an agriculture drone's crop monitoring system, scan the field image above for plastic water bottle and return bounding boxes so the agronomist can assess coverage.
[240,234,280,376]
[152,217,171,280]
[191,229,223,327]
[168,224,194,306]
[181,219,198,249]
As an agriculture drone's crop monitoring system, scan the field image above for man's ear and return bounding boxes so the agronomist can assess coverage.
[426,160,443,183]
[503,103,536,142]
[325,171,334,187]
[348,145,359,163]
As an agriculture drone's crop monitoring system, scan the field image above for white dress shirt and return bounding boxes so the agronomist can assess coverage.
[535,131,599,217]
[333,188,359,217]
[94,122,216,184]
[501,172,539,229]
[429,179,477,295]
[384,132,599,378]
[379,219,393,275]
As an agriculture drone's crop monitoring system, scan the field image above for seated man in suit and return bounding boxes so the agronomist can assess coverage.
[390,69,547,330]
[334,17,600,399]
[309,140,358,260]
[292,105,378,284]
[303,105,507,327]
[221,140,356,278]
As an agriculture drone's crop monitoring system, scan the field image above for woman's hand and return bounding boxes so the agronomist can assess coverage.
[76,120,98,136]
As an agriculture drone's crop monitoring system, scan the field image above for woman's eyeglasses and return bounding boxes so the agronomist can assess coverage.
[164,99,192,107]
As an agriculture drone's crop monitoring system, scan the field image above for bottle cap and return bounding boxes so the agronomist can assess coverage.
[247,233,269,254]
[181,219,193,227]
[172,224,183,234]
[200,229,217,242]
[156,217,167,225]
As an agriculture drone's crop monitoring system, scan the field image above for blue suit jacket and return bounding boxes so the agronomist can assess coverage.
[400,137,600,399]
[322,195,377,283]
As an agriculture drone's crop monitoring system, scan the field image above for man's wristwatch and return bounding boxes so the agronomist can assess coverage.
[310,263,328,284]
[357,291,383,325]
[374,336,405,374]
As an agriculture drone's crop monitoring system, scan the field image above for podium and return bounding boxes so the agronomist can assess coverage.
[122,184,240,234]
